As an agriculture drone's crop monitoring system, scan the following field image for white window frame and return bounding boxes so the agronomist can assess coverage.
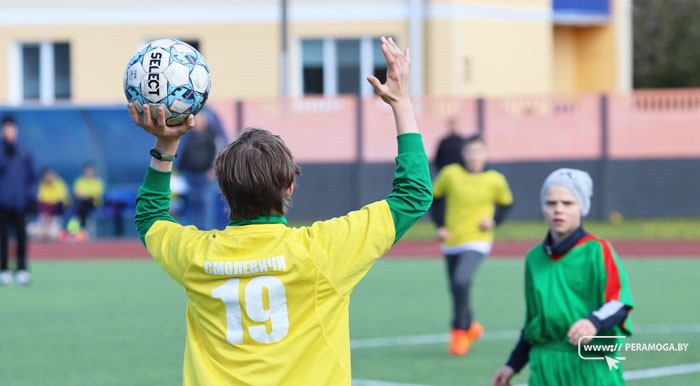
[294,36,379,98]
[9,41,64,105]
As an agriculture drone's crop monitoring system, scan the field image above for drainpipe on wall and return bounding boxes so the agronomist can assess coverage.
[615,0,632,92]
[408,0,424,96]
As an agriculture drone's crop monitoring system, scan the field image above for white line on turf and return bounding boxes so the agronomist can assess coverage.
[624,362,700,380]
[352,380,432,386]
[350,323,700,349]
[511,362,700,386]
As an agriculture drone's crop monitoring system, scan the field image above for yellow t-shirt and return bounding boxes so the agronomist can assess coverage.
[38,178,70,206]
[433,164,513,246]
[73,176,104,206]
[145,201,395,386]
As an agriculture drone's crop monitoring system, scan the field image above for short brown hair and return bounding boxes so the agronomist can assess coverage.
[214,128,300,220]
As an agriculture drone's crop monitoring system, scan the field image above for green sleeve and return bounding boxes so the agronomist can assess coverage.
[385,133,433,244]
[134,167,178,246]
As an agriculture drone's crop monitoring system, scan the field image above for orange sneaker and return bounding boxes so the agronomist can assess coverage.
[448,329,470,356]
[467,321,484,342]
[448,322,484,356]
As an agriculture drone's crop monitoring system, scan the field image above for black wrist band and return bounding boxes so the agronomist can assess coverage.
[150,147,177,161]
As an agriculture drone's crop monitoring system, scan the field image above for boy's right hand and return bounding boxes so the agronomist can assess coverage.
[366,36,410,107]
[436,226,449,242]
[491,365,515,386]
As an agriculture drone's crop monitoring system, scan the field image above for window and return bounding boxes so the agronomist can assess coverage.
[183,40,200,52]
[15,42,71,103]
[336,39,360,95]
[21,45,40,100]
[299,37,390,97]
[53,43,71,100]
[148,38,200,52]
[302,40,324,95]
[371,38,388,90]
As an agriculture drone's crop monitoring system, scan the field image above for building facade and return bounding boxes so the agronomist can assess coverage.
[0,0,631,105]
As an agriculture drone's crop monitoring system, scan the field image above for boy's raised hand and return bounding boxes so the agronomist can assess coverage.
[367,36,410,106]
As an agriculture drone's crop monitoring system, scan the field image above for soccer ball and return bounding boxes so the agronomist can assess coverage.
[124,39,211,126]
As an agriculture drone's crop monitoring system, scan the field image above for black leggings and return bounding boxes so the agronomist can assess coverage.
[76,199,95,228]
[0,208,28,271]
[445,250,485,330]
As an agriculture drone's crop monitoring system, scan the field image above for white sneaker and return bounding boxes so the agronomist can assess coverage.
[0,270,12,286]
[15,270,31,286]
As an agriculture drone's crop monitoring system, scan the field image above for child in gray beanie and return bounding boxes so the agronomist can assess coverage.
[539,168,593,217]
[493,168,634,386]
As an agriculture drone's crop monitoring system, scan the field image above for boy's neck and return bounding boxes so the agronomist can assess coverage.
[228,214,287,227]
[543,226,588,257]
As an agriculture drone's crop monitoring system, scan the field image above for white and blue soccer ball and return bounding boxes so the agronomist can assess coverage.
[124,39,211,125]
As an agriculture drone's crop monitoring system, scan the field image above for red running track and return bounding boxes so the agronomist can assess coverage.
[18,238,700,260]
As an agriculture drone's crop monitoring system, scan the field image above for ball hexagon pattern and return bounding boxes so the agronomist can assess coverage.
[123,39,210,125]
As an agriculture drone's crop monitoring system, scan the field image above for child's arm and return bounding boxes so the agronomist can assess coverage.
[367,37,432,242]
[504,330,531,372]
[492,328,531,385]
[568,239,634,344]
[587,301,632,331]
[131,104,195,245]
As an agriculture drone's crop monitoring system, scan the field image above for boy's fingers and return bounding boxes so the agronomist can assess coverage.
[367,75,381,88]
[381,43,395,66]
[387,37,400,55]
[142,104,152,123]
[127,104,139,123]
[157,106,167,126]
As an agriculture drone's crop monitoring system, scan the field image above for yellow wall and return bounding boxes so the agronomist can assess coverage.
[576,25,617,92]
[553,26,578,93]
[552,24,618,93]
[424,20,459,96]
[0,23,280,103]
[427,19,552,96]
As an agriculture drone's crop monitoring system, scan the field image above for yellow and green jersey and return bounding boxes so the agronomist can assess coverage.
[135,133,432,386]
[432,164,512,248]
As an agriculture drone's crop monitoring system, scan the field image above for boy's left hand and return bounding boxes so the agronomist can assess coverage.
[127,103,194,145]
[567,319,597,345]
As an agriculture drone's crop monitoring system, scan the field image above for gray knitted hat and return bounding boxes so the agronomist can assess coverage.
[540,168,593,217]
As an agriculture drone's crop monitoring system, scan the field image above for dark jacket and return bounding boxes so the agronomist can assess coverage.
[433,134,464,171]
[177,128,218,173]
[0,141,37,211]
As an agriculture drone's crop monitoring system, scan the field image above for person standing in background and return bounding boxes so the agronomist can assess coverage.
[0,115,38,286]
[432,134,513,356]
[176,110,222,229]
[433,117,464,172]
